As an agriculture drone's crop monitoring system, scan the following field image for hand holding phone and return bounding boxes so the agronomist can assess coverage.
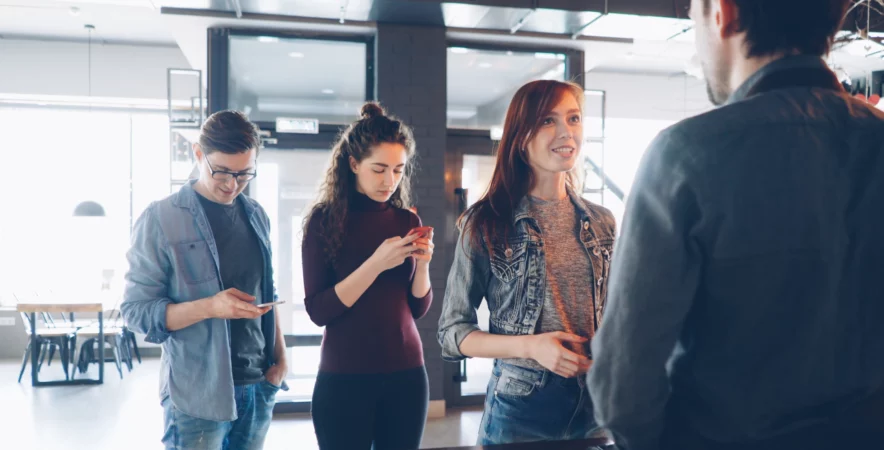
[407,226,434,238]
[205,288,268,319]
[408,226,435,263]
[257,300,286,308]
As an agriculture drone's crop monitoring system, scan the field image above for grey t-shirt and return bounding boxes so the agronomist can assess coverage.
[196,192,267,386]
[509,195,596,370]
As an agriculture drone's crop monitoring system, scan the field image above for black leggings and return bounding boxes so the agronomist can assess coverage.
[311,366,429,450]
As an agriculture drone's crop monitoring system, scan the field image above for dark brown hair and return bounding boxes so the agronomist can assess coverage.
[303,102,417,263]
[703,0,849,57]
[460,80,584,253]
[199,110,261,155]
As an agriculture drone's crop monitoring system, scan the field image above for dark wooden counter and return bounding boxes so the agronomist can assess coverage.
[427,438,612,450]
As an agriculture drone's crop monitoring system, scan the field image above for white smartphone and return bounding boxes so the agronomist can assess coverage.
[258,301,286,308]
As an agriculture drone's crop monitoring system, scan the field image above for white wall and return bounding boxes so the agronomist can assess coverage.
[585,70,713,122]
[0,38,190,101]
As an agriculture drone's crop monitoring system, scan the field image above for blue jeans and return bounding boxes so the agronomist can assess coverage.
[478,361,603,445]
[162,381,279,450]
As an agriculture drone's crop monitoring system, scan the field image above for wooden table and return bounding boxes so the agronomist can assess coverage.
[16,300,105,386]
[428,438,612,450]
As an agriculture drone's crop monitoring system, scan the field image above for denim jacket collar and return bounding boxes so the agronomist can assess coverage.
[172,180,258,221]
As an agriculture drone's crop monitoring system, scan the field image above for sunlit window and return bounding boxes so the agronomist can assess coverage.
[0,107,168,295]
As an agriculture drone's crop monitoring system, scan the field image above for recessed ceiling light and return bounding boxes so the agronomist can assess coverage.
[534,52,561,60]
[288,52,305,58]
[450,47,470,54]
[478,62,492,69]
[243,75,251,82]
[506,51,514,56]
[258,36,279,43]
[69,6,80,16]
[322,89,335,95]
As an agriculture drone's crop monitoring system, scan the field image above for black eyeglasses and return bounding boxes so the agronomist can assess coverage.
[205,157,257,183]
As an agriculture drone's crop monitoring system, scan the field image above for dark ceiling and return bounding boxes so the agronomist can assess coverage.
[164,0,883,34]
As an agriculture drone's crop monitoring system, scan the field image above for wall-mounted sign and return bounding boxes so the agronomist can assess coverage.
[276,117,319,134]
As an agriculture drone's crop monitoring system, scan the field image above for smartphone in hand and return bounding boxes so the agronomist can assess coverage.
[407,226,433,239]
[257,301,286,308]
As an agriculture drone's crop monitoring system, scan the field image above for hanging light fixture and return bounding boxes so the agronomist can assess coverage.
[85,24,95,109]
[73,201,106,217]
[74,24,105,218]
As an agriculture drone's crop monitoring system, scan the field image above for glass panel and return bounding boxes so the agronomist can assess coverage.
[247,148,333,401]
[448,48,566,129]
[228,35,367,124]
[279,346,321,402]
[580,118,675,227]
[460,155,497,395]
[132,114,172,223]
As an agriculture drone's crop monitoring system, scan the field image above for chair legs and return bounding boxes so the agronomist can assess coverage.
[120,335,134,372]
[20,338,72,382]
[60,339,70,381]
[18,341,31,383]
[37,342,48,372]
[126,330,142,364]
[110,337,123,380]
[46,345,56,367]
[68,335,134,380]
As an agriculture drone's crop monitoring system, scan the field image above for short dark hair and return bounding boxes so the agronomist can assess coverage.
[705,0,850,57]
[199,110,261,155]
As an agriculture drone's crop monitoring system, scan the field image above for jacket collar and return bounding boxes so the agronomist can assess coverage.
[171,179,257,218]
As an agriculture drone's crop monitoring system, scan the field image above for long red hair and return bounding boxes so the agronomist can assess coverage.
[460,80,584,252]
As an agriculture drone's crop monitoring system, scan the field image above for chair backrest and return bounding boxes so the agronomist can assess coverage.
[37,290,73,326]
[18,312,33,334]
[13,291,65,329]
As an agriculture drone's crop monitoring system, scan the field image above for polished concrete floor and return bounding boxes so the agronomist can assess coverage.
[0,357,484,450]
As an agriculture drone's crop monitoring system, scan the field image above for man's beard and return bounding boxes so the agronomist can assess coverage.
[706,82,728,106]
[703,62,731,106]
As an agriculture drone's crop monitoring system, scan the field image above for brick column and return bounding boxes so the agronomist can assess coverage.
[375,23,449,411]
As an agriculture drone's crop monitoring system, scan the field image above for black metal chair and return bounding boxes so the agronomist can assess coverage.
[17,312,77,383]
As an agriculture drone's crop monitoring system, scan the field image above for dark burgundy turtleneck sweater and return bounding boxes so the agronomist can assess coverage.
[302,193,433,374]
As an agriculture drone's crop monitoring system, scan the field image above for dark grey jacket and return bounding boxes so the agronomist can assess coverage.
[589,56,884,450]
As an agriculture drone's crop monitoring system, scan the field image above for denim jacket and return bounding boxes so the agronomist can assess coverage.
[121,181,285,422]
[438,189,617,361]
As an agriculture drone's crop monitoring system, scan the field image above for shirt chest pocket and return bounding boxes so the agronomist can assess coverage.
[170,240,218,285]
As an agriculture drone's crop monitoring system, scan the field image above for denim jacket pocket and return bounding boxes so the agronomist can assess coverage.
[170,240,217,285]
[489,240,528,283]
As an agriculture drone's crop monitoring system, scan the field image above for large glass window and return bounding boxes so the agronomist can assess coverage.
[447,47,566,129]
[0,107,169,295]
[584,118,674,226]
[228,35,368,124]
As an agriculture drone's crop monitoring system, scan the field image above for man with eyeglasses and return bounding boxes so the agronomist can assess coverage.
[122,110,288,450]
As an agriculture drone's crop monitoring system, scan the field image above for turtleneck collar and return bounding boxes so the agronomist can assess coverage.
[351,191,391,212]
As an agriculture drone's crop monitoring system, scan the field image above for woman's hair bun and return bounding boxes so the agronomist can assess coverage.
[360,102,386,120]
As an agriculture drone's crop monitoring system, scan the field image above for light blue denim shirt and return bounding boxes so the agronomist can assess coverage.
[121,180,285,422]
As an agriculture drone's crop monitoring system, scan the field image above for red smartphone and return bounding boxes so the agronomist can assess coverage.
[407,226,433,238]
